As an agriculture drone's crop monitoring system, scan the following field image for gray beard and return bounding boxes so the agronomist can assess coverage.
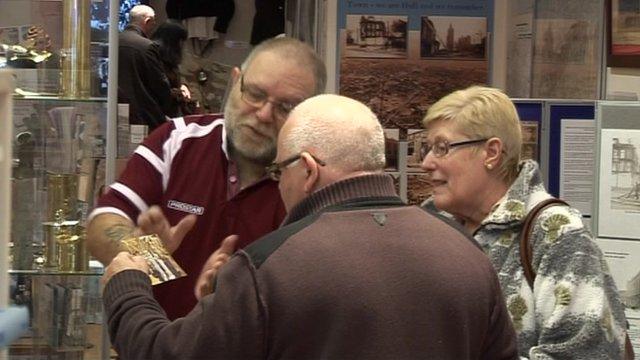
[226,133,276,166]
[224,101,277,165]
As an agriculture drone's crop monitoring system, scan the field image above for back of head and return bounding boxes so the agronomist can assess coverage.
[129,5,155,27]
[151,20,187,66]
[241,37,327,95]
[423,86,522,182]
[283,94,385,174]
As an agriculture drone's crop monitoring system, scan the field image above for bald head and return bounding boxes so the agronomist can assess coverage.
[281,94,385,174]
[129,5,156,36]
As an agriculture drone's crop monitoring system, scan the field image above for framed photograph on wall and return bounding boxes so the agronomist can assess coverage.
[607,0,640,67]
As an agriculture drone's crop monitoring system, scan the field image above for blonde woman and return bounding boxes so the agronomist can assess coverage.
[420,86,630,359]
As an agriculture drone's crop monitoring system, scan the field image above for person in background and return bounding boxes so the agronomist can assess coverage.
[151,20,198,117]
[118,4,173,132]
[86,37,326,320]
[420,85,630,359]
[101,94,518,360]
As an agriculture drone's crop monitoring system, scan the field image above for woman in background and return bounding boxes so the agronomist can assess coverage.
[151,20,197,116]
[420,86,631,359]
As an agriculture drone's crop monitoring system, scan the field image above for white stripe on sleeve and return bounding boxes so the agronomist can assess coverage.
[86,207,133,223]
[109,182,149,214]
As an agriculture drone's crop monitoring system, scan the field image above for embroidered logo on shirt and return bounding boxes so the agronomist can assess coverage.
[167,200,204,215]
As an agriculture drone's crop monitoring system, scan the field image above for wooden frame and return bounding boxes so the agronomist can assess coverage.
[607,0,640,67]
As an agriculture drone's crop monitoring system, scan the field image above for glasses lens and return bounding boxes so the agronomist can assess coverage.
[241,89,264,107]
[433,141,449,157]
[420,143,430,160]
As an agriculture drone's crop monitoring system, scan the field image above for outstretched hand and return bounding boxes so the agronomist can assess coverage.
[136,205,197,253]
[194,235,239,300]
[102,251,149,285]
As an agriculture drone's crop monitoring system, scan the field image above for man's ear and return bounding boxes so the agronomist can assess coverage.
[484,137,503,169]
[300,152,320,193]
[231,67,241,84]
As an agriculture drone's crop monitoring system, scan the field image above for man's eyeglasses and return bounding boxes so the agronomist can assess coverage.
[420,138,488,160]
[266,153,326,181]
[240,75,299,121]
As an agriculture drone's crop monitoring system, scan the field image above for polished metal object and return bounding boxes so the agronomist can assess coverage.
[46,172,78,221]
[60,0,91,98]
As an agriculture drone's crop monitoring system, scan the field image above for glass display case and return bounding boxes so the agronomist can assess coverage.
[2,0,124,358]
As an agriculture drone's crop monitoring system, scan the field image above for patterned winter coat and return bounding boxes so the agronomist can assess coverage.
[423,160,628,359]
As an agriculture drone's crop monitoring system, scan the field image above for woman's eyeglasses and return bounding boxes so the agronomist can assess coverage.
[420,138,488,160]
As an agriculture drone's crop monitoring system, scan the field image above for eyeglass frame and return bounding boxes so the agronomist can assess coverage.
[419,138,489,160]
[239,74,299,120]
[266,152,326,181]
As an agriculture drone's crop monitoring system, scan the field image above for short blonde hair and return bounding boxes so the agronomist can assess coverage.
[422,86,522,182]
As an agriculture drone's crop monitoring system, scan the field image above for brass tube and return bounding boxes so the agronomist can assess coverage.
[60,0,91,98]
[46,173,78,221]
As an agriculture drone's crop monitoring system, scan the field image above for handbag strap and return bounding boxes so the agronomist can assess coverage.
[519,198,568,289]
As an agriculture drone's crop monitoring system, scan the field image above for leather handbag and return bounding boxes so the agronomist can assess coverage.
[519,198,635,360]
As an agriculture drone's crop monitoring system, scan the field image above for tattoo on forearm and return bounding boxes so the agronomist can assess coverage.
[104,224,135,243]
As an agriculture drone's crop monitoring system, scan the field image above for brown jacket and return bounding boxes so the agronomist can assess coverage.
[104,174,518,359]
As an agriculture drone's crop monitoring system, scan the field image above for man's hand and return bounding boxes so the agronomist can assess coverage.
[180,84,191,99]
[102,252,149,285]
[194,235,239,300]
[136,205,197,253]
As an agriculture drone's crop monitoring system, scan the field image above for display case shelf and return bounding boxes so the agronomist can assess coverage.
[3,0,121,358]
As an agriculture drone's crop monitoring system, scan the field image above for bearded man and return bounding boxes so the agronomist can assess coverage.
[87,37,326,319]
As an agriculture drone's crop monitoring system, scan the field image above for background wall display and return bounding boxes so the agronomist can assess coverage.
[531,0,602,99]
[383,128,400,171]
[594,102,640,241]
[407,173,432,205]
[513,99,544,164]
[607,0,640,68]
[337,0,492,130]
[506,0,534,97]
[406,129,427,172]
[344,14,408,58]
[504,0,603,99]
[596,237,640,354]
[546,103,596,218]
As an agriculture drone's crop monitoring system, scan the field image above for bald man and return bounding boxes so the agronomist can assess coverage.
[118,4,173,131]
[101,95,518,359]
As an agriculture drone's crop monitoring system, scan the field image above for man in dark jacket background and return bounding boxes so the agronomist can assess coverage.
[101,94,518,359]
[118,5,173,132]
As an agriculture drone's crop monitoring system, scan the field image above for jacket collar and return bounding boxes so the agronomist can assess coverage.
[481,160,550,226]
[124,24,147,38]
[283,174,400,225]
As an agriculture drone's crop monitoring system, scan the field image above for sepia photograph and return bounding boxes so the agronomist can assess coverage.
[520,121,539,161]
[420,16,486,59]
[609,136,640,211]
[344,14,408,58]
[597,129,640,239]
[339,57,488,129]
[531,18,599,99]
